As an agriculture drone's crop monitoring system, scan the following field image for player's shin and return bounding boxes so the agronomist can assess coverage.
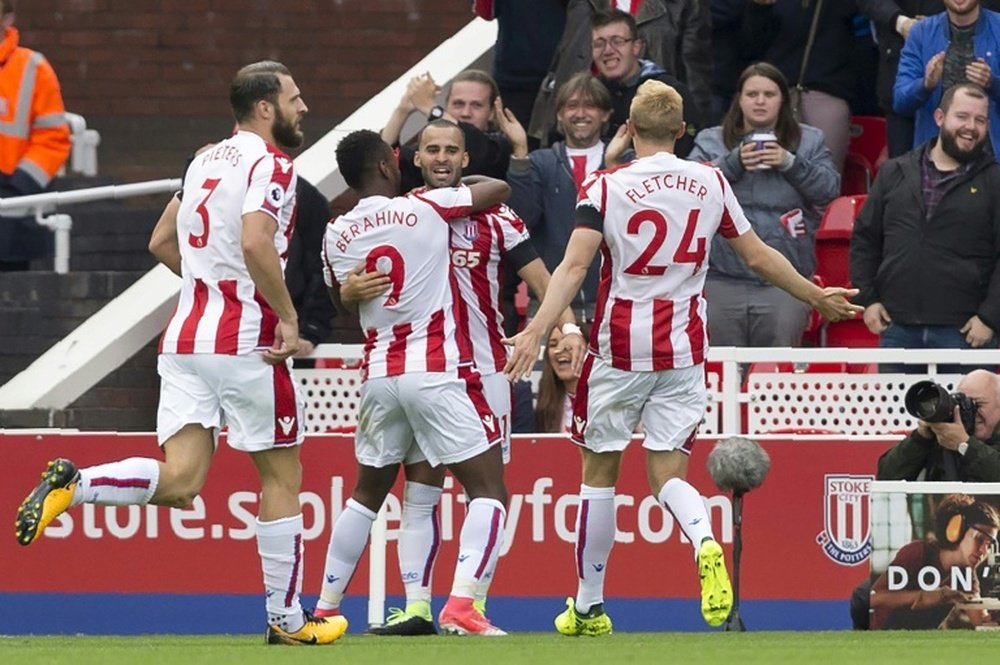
[316,498,377,614]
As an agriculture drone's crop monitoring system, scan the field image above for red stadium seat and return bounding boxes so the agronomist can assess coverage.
[849,115,888,175]
[821,318,879,348]
[814,195,866,289]
[841,152,873,195]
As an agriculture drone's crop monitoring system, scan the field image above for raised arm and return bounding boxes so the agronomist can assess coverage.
[504,226,602,381]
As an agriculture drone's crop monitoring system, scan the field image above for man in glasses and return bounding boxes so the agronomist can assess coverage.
[591,9,700,158]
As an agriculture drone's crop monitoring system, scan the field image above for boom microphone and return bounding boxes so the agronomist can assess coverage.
[707,436,771,495]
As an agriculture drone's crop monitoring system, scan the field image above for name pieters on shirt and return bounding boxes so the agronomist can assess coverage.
[625,173,708,204]
[200,143,243,167]
[335,209,419,252]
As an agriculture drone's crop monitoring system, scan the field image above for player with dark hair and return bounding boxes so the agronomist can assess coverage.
[318,126,514,636]
[14,61,347,645]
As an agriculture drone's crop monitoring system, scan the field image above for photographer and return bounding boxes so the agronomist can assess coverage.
[878,370,1000,482]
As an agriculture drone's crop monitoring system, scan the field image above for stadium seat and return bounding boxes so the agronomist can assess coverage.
[814,195,866,289]
[821,318,879,348]
[848,115,888,176]
[841,152,873,195]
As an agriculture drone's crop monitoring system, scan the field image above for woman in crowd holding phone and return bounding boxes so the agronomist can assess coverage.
[688,62,840,347]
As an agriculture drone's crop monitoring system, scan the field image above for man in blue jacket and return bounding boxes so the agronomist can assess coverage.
[501,72,612,324]
[894,0,1000,159]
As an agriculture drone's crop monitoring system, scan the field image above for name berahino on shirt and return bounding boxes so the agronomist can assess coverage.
[335,210,419,252]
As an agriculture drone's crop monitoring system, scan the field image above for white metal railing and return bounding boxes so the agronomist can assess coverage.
[64,112,101,178]
[0,179,181,274]
[305,345,1000,436]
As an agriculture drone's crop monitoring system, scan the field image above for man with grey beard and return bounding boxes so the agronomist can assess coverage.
[851,82,1000,371]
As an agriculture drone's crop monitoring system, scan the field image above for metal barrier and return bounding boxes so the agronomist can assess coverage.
[0,178,181,274]
[304,345,1000,436]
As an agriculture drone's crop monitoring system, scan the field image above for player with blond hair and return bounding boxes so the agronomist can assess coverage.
[504,79,863,635]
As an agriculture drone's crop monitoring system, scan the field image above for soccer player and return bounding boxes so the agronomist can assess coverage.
[317,126,511,636]
[327,120,585,635]
[13,61,347,645]
[504,80,864,635]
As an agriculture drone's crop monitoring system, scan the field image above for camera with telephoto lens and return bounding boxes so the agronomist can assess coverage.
[904,380,979,435]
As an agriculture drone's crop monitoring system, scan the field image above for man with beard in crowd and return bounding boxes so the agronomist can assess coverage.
[851,83,1000,366]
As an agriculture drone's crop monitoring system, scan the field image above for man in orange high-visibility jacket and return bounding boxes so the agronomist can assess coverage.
[0,0,70,270]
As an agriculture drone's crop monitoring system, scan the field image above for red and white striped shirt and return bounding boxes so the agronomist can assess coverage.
[160,131,297,355]
[577,151,751,371]
[322,186,474,380]
[448,203,533,375]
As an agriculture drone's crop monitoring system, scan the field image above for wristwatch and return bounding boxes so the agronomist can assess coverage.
[958,441,969,456]
[428,105,445,121]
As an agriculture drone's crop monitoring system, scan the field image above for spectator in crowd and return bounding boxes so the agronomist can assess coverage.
[850,83,1000,371]
[863,2,940,156]
[870,494,1000,629]
[472,0,567,146]
[503,72,611,324]
[591,9,700,157]
[741,0,859,173]
[381,69,512,194]
[535,325,585,433]
[287,177,337,361]
[878,369,1000,481]
[0,0,70,271]
[528,1,712,148]
[709,0,751,125]
[864,1,1000,156]
[689,62,840,348]
[893,0,1000,160]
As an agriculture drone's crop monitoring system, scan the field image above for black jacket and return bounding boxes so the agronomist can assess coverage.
[849,143,1000,330]
[741,0,859,103]
[601,59,698,158]
[286,178,336,346]
[876,424,1000,481]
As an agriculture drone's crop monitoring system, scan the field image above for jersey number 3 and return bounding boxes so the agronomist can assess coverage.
[188,178,222,249]
[623,208,706,275]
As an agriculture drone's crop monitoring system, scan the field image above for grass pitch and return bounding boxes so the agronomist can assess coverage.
[0,631,994,665]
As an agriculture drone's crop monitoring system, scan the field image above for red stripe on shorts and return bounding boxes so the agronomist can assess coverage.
[272,361,298,445]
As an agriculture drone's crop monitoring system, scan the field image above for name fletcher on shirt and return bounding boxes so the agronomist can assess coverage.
[625,173,708,204]
[335,209,419,252]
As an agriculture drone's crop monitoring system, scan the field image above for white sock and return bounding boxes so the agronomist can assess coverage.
[574,484,615,613]
[399,481,443,606]
[450,497,505,599]
[257,513,305,633]
[657,477,714,557]
[72,458,160,506]
[317,498,376,611]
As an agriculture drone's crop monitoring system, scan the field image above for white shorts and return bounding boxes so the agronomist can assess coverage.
[570,355,705,454]
[157,353,305,452]
[357,370,501,468]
